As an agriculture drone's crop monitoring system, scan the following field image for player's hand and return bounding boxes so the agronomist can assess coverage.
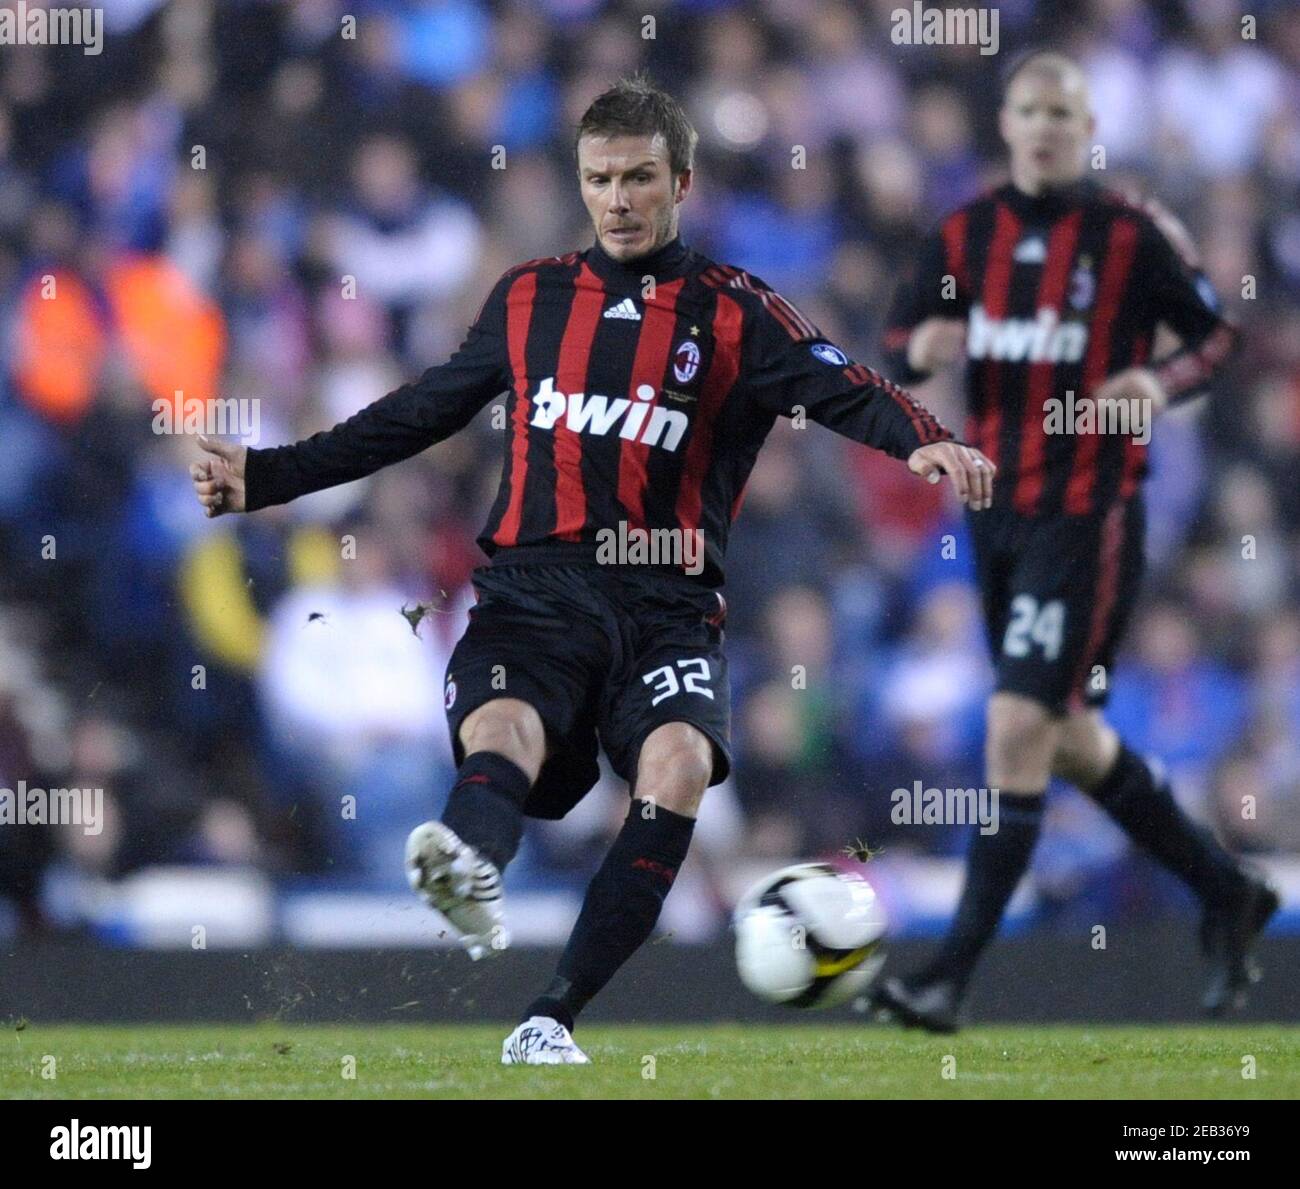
[907,317,967,373]
[190,435,248,518]
[1092,367,1168,432]
[908,440,996,510]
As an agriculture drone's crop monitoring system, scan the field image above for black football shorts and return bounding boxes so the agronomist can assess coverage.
[968,495,1145,715]
[442,563,731,819]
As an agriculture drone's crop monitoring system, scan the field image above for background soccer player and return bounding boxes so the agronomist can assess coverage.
[876,50,1277,1032]
[191,76,994,1063]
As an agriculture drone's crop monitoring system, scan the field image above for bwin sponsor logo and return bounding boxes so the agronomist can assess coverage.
[528,377,689,452]
[966,304,1088,364]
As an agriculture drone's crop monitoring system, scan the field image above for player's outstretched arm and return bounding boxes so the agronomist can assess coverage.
[192,269,513,518]
[190,435,247,518]
[186,377,463,519]
[738,270,994,508]
[907,439,996,510]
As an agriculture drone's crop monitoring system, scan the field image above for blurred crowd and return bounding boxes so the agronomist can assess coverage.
[0,0,1298,941]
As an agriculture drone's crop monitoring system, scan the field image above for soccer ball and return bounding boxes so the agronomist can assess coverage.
[733,862,887,1008]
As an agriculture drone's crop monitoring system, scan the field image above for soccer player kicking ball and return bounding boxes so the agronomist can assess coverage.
[875,51,1277,1033]
[190,77,994,1064]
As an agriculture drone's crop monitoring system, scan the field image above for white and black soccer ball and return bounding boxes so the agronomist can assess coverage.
[733,862,887,1008]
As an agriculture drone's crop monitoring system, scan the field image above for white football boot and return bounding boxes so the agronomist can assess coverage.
[404,821,508,960]
[501,1016,591,1065]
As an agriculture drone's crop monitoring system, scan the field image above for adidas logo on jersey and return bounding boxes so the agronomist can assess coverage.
[966,303,1088,364]
[528,377,689,451]
[603,297,641,320]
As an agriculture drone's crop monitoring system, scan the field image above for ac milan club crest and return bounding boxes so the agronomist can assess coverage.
[673,339,700,384]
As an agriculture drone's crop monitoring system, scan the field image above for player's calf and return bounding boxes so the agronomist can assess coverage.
[405,703,544,960]
[516,722,712,1046]
[1066,731,1279,1012]
[440,749,534,875]
[879,694,1056,1027]
[448,703,544,869]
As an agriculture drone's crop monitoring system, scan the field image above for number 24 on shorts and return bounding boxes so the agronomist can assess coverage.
[1002,595,1065,662]
[643,658,715,706]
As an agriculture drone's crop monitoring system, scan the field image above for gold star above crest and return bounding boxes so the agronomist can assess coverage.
[690,325,700,336]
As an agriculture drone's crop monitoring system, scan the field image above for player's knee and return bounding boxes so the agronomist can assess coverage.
[1051,718,1092,786]
[634,722,713,818]
[459,698,547,780]
[988,692,1053,744]
[987,692,1056,770]
[1052,711,1118,790]
[1050,741,1090,787]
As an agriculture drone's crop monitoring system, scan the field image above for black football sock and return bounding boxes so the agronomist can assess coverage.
[521,981,577,1033]
[439,751,531,873]
[524,800,695,1026]
[1083,744,1244,905]
[917,792,1046,994]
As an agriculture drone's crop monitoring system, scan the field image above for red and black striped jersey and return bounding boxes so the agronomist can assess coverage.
[883,180,1240,517]
[245,236,951,587]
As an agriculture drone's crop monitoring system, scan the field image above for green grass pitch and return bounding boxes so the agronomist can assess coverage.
[3,1024,1298,1098]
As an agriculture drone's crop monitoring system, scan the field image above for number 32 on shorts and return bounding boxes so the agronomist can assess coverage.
[642,658,715,706]
[1002,595,1065,662]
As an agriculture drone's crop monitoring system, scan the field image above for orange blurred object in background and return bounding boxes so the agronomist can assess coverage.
[14,256,226,424]
[107,255,226,413]
[13,269,106,423]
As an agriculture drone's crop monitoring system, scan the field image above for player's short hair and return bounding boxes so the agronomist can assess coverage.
[575,74,698,177]
[1000,48,1086,95]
